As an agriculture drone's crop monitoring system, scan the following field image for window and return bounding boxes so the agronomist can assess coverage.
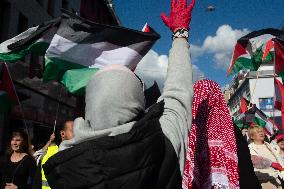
[259,97,274,111]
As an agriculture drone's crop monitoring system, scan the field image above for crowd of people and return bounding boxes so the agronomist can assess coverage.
[0,121,74,189]
[3,120,284,189]
[0,0,284,188]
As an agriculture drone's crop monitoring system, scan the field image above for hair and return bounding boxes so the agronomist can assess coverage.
[59,120,73,132]
[6,130,30,156]
[248,126,264,140]
[55,120,73,144]
[277,138,284,143]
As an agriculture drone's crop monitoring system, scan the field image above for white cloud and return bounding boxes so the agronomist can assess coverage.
[135,50,204,91]
[191,25,250,70]
[192,64,205,81]
[191,44,204,60]
[135,50,167,90]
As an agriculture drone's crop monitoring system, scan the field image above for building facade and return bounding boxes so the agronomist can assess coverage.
[227,65,282,125]
[0,0,120,153]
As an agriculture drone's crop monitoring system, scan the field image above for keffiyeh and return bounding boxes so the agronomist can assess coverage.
[182,79,239,189]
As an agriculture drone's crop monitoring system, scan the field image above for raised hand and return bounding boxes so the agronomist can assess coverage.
[49,133,55,142]
[161,0,195,32]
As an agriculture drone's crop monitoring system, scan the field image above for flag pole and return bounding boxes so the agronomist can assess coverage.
[277,44,284,133]
[4,63,28,133]
[272,39,284,133]
[272,42,277,133]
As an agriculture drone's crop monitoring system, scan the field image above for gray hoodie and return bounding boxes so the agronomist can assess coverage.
[60,38,193,175]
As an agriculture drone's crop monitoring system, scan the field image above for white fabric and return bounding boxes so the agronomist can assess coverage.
[249,142,284,180]
[254,144,277,162]
[46,34,143,69]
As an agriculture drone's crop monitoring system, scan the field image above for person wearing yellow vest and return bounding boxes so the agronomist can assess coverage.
[41,144,58,189]
[41,120,74,189]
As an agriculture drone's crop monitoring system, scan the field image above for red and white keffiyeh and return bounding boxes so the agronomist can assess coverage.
[182,80,239,189]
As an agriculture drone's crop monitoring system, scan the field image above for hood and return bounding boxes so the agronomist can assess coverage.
[59,66,145,151]
[85,66,145,131]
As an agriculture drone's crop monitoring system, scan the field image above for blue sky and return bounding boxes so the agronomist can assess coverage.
[114,0,284,87]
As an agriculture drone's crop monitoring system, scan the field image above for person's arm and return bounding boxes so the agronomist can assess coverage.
[158,38,192,173]
[41,133,55,152]
[158,0,195,174]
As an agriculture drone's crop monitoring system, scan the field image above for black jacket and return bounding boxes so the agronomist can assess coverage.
[43,101,181,189]
[233,124,261,189]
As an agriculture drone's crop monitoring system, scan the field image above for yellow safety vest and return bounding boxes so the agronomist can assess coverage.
[41,145,58,189]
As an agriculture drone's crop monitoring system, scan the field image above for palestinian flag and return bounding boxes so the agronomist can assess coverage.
[0,12,160,95]
[274,77,284,111]
[227,28,284,76]
[0,63,19,112]
[253,111,275,136]
[44,12,160,94]
[244,106,278,136]
[240,96,249,113]
[274,77,284,130]
[0,18,60,62]
[262,39,274,61]
[239,97,278,136]
[233,119,249,129]
[273,38,284,80]
[142,23,151,33]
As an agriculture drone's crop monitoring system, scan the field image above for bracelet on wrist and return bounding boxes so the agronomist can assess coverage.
[172,28,189,40]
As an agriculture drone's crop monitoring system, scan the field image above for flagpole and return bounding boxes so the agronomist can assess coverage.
[277,46,284,133]
[4,63,29,133]
[272,41,284,133]
[251,60,261,106]
[273,45,277,133]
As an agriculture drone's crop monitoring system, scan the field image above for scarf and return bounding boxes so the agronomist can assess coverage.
[182,79,239,189]
[60,65,145,150]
